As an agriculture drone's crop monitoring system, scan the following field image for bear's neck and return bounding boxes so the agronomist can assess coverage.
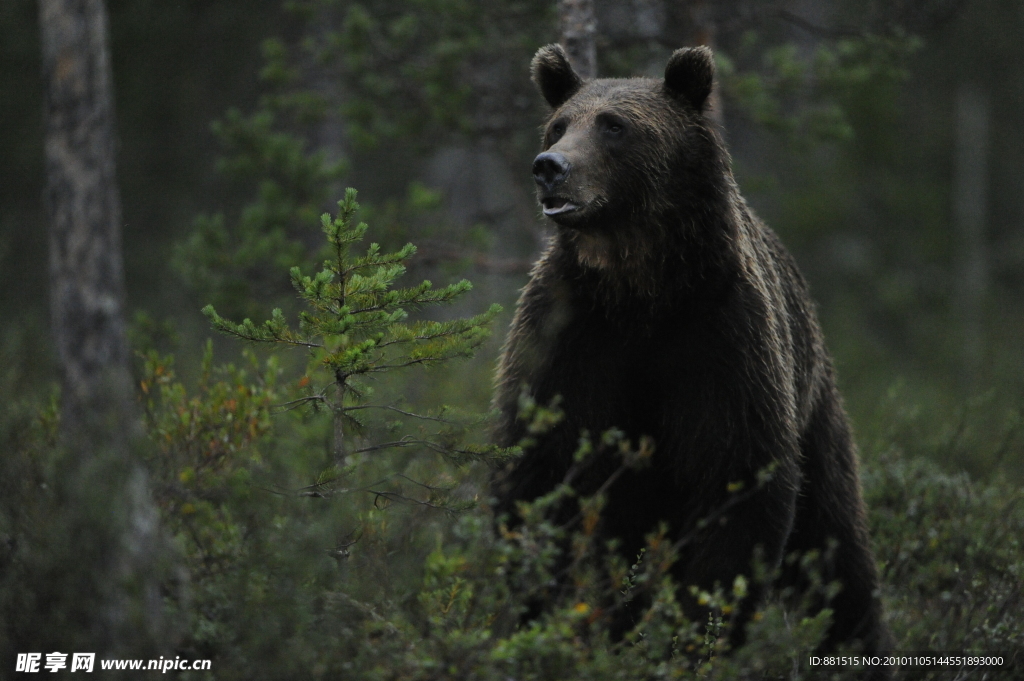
[554,182,743,312]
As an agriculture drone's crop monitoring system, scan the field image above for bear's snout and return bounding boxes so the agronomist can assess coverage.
[532,152,571,192]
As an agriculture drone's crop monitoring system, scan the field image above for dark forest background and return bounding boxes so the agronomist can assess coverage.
[2,0,1024,678]
[4,0,1024,476]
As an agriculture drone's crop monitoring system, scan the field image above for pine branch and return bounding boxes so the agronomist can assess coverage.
[205,186,504,487]
[342,404,463,425]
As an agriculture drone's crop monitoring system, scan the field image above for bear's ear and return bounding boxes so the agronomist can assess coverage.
[664,46,715,112]
[532,44,583,109]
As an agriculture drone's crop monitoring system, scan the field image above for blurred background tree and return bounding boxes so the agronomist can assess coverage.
[28,0,166,659]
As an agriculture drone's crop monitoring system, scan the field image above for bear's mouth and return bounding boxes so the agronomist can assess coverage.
[541,197,578,216]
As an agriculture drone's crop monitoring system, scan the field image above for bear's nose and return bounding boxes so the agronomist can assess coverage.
[532,152,570,192]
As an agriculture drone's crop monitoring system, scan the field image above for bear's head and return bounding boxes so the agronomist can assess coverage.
[530,45,727,274]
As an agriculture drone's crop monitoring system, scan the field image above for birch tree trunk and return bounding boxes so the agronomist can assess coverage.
[559,0,597,79]
[687,0,723,128]
[40,0,134,444]
[953,83,990,387]
[39,0,165,656]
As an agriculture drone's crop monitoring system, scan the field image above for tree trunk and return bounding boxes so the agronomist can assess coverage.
[559,0,597,79]
[40,0,134,444]
[687,0,724,128]
[953,83,990,388]
[39,0,165,656]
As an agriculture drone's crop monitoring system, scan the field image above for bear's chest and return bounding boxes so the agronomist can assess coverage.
[533,299,720,435]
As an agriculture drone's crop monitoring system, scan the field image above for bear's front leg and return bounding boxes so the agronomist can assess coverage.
[670,452,800,648]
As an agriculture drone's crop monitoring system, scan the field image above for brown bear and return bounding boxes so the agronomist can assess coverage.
[491,44,890,662]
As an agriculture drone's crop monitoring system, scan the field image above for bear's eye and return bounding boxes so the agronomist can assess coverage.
[598,116,626,137]
[549,121,566,142]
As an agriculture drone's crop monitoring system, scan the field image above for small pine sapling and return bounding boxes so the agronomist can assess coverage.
[203,187,505,511]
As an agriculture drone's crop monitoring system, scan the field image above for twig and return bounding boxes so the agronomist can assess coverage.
[272,393,328,413]
[342,403,462,425]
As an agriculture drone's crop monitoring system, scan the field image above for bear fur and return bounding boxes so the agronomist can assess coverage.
[491,44,890,658]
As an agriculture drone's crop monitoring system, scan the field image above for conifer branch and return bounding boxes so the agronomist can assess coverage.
[205,187,503,491]
[273,394,329,413]
[342,404,462,425]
